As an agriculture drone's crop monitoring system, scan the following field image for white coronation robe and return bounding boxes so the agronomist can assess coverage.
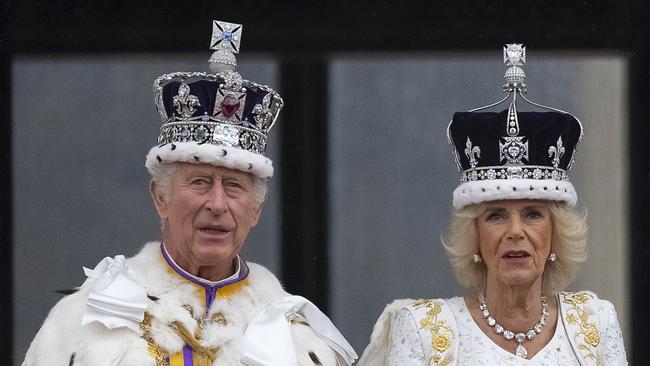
[23,242,356,366]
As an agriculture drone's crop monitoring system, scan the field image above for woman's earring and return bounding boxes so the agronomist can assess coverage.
[549,252,557,262]
[472,253,482,263]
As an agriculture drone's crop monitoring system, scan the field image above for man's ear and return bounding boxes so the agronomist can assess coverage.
[250,201,264,228]
[149,179,169,219]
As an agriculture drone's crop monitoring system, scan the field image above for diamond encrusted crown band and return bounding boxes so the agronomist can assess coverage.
[460,165,568,183]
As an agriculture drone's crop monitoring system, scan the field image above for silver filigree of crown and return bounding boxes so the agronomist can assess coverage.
[453,44,578,184]
[153,71,283,155]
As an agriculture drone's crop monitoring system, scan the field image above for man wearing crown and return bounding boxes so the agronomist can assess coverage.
[22,21,357,366]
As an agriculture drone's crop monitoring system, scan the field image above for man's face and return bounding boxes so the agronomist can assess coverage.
[151,163,262,275]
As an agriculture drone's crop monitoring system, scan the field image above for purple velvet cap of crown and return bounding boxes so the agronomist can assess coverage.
[448,110,583,209]
[145,71,283,180]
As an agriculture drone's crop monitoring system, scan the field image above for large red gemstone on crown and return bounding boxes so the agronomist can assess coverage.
[221,94,240,118]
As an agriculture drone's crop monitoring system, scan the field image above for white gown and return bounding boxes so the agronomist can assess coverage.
[386,296,627,366]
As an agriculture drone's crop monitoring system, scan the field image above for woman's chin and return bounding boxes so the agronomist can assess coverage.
[496,269,541,288]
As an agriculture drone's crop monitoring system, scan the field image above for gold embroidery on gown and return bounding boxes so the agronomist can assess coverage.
[413,299,455,366]
[561,292,602,364]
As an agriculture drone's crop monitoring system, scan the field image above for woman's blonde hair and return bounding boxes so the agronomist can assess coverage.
[441,200,587,294]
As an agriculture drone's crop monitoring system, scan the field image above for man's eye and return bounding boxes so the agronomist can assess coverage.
[191,179,209,186]
[222,179,241,188]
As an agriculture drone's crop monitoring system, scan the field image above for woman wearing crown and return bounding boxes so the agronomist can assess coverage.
[358,45,627,365]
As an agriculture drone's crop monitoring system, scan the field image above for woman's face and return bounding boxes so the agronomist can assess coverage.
[476,199,553,290]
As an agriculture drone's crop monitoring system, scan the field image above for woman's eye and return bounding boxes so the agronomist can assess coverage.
[486,212,504,221]
[526,210,543,219]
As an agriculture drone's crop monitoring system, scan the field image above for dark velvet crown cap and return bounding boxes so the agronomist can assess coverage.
[160,78,278,131]
[450,110,582,173]
[153,72,283,155]
[448,109,583,209]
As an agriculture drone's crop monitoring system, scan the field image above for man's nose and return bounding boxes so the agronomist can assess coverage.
[205,184,227,214]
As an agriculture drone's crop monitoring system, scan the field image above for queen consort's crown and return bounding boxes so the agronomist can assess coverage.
[447,44,584,209]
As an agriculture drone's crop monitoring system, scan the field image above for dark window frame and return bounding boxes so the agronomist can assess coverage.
[4,1,648,363]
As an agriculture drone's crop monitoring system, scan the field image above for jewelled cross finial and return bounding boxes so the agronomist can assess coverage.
[210,20,243,54]
[503,44,526,66]
[502,43,527,93]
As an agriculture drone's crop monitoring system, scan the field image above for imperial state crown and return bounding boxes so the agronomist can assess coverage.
[146,20,284,180]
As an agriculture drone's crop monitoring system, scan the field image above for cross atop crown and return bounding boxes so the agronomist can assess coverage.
[210,20,243,54]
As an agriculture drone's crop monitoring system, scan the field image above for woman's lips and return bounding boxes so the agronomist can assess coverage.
[502,250,531,259]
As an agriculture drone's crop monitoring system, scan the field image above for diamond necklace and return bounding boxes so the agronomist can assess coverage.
[478,292,549,359]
